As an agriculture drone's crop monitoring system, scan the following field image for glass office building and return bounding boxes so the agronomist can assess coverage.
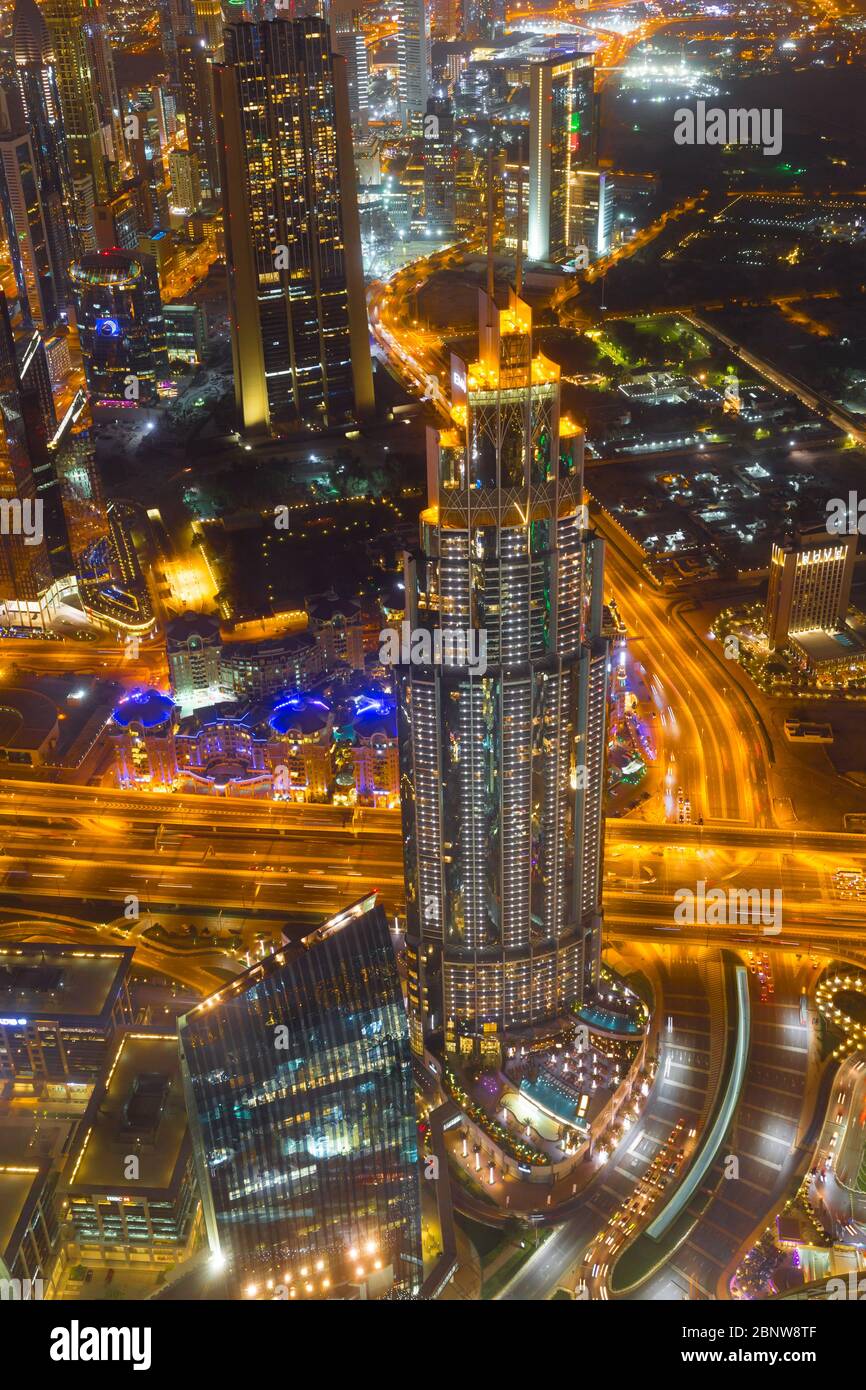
[178,898,423,1299]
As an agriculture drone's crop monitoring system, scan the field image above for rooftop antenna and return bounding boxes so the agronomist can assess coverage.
[515,140,523,298]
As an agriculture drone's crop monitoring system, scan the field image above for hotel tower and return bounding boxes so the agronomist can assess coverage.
[397,282,608,1062]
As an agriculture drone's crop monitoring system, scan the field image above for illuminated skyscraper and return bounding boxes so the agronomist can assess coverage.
[191,0,225,57]
[70,250,168,408]
[0,293,65,627]
[14,0,75,301]
[215,16,373,434]
[178,898,423,1299]
[41,0,110,251]
[526,51,596,263]
[158,0,194,94]
[331,5,370,134]
[178,35,221,200]
[398,286,608,1059]
[82,0,127,181]
[397,0,429,129]
[0,90,60,330]
[423,96,456,236]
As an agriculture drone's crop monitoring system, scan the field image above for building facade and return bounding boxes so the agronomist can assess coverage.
[70,249,168,408]
[178,899,423,1298]
[216,17,373,434]
[766,528,857,651]
[397,288,608,1059]
[526,51,596,264]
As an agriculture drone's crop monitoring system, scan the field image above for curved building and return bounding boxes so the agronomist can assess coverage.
[70,249,167,406]
[397,286,608,1059]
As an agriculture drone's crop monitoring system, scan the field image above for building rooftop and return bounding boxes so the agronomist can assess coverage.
[66,1032,188,1196]
[0,1164,46,1271]
[0,943,133,1022]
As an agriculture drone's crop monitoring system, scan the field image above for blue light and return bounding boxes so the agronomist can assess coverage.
[95,317,121,338]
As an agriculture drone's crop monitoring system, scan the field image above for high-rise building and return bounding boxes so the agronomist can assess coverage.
[430,0,460,41]
[397,0,429,130]
[41,0,110,251]
[169,147,202,214]
[15,322,74,582]
[462,0,504,41]
[178,35,221,200]
[397,286,608,1059]
[191,0,225,57]
[0,92,60,331]
[526,51,596,263]
[70,249,168,408]
[766,528,857,652]
[178,897,423,1299]
[13,0,75,306]
[158,0,194,94]
[423,96,456,236]
[82,0,126,181]
[215,16,373,434]
[0,296,55,626]
[569,168,614,260]
[331,5,370,134]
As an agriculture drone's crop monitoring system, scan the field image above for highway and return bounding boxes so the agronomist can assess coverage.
[502,948,827,1301]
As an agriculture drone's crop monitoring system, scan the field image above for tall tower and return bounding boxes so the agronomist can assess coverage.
[0,293,61,627]
[191,0,225,58]
[0,90,60,330]
[526,52,596,264]
[14,0,75,303]
[178,34,221,200]
[397,0,428,130]
[330,4,370,135]
[82,0,127,183]
[215,15,373,434]
[398,287,608,1060]
[423,96,456,236]
[40,0,109,251]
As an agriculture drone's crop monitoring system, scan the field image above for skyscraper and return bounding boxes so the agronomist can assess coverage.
[423,96,456,236]
[70,250,168,408]
[178,897,423,1299]
[397,286,608,1060]
[158,0,194,95]
[330,4,370,135]
[0,91,60,330]
[191,0,225,58]
[397,0,429,130]
[178,35,221,201]
[215,16,373,434]
[13,0,75,303]
[41,0,110,251]
[0,293,64,627]
[82,0,127,182]
[526,51,596,264]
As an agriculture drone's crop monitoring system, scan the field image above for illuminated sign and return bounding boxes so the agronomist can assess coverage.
[95,317,121,338]
[0,1017,26,1026]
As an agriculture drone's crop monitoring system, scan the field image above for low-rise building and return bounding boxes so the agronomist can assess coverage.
[62,1030,201,1268]
[0,943,134,1096]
